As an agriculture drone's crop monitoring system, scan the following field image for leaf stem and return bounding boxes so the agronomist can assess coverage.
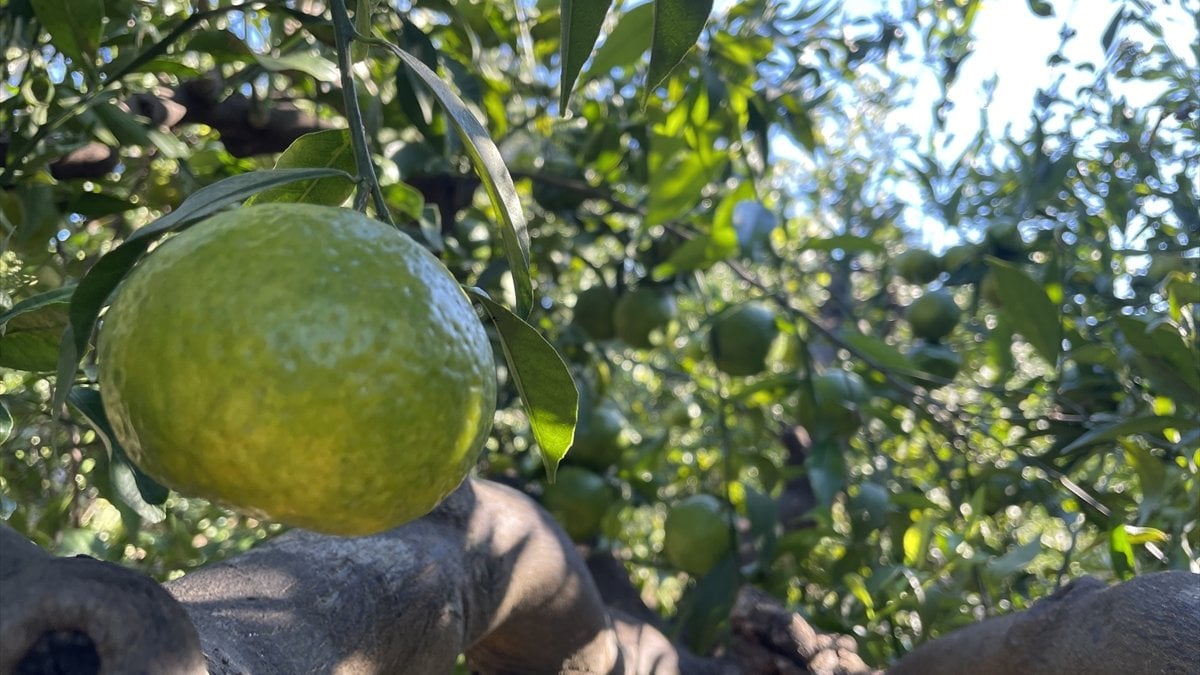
[329,0,394,226]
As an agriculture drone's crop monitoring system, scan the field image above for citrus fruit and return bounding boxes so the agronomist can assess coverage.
[907,342,962,388]
[566,402,626,469]
[663,494,733,577]
[614,286,677,349]
[542,466,614,542]
[572,285,618,340]
[811,369,869,435]
[709,303,779,376]
[98,203,497,536]
[905,290,961,342]
[894,249,942,285]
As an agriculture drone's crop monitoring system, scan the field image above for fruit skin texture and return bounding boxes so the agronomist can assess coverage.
[905,291,962,342]
[894,249,943,284]
[710,303,779,376]
[663,494,733,577]
[572,285,617,340]
[907,342,963,388]
[542,466,614,542]
[98,204,497,536]
[614,287,677,349]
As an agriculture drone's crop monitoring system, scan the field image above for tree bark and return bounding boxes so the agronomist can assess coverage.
[1,478,1196,675]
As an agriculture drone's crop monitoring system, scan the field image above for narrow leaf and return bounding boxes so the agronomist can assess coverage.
[246,130,357,206]
[68,388,168,521]
[559,0,615,110]
[390,45,533,316]
[647,0,714,94]
[987,258,1062,364]
[1060,415,1195,454]
[469,289,577,478]
[808,439,845,508]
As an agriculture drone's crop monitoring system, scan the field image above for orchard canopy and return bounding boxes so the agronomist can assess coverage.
[1,0,1197,668]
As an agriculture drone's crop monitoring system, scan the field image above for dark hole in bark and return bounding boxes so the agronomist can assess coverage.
[15,629,101,675]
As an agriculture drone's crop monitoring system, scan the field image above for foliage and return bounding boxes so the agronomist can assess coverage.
[2,0,1197,666]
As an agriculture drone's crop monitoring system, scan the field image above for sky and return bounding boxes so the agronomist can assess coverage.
[712,0,1197,247]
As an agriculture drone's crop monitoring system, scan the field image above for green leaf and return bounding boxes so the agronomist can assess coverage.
[1108,525,1135,580]
[647,0,714,94]
[54,168,353,410]
[838,331,922,378]
[559,0,615,110]
[254,52,340,82]
[676,556,737,654]
[801,235,885,255]
[1124,442,1166,523]
[30,0,104,66]
[246,130,357,207]
[351,0,375,63]
[1116,316,1200,401]
[469,289,577,479]
[903,515,935,568]
[1060,414,1195,454]
[986,539,1042,580]
[808,439,845,508]
[584,1,655,80]
[68,388,168,522]
[651,182,747,279]
[0,286,74,372]
[987,258,1062,364]
[389,45,533,316]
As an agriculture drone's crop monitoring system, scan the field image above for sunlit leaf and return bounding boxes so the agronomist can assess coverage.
[469,289,577,478]
[1060,415,1194,454]
[559,0,615,109]
[647,0,714,94]
[246,130,357,207]
[390,45,533,316]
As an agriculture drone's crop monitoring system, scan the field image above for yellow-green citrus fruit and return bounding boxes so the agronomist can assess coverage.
[98,203,497,536]
[614,287,677,349]
[985,221,1024,258]
[941,244,978,273]
[542,466,614,542]
[572,285,618,340]
[710,303,779,376]
[567,402,626,469]
[663,494,733,577]
[812,370,869,435]
[894,249,943,285]
[907,342,963,388]
[980,271,1003,306]
[906,291,961,342]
